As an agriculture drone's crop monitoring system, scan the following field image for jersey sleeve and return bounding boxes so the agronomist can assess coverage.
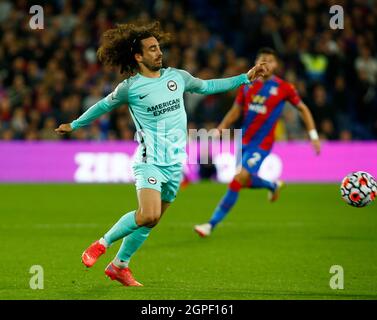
[285,83,301,107]
[175,68,250,95]
[71,81,129,130]
[234,85,246,106]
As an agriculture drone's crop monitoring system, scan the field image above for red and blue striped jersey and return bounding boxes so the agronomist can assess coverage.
[235,75,301,151]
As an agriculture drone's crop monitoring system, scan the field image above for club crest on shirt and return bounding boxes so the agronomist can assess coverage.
[269,86,278,95]
[148,177,157,184]
[167,80,177,91]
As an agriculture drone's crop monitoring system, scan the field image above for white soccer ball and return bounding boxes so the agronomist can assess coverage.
[340,171,377,207]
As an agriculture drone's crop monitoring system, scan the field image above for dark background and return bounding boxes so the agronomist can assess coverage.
[0,0,376,141]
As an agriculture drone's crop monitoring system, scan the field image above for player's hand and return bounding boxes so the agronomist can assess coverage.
[247,62,268,81]
[55,123,73,135]
[312,139,321,155]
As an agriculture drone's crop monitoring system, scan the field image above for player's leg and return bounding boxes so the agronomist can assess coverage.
[194,147,257,236]
[81,163,163,269]
[195,148,273,237]
[105,166,179,285]
[105,188,161,285]
[104,163,167,286]
[242,150,283,201]
[111,198,171,272]
[161,201,171,216]
[107,162,163,232]
[81,205,143,268]
[246,174,284,201]
[81,207,141,269]
[106,163,182,285]
[112,187,161,264]
[246,173,276,191]
[194,167,250,237]
[81,188,160,270]
[105,192,172,287]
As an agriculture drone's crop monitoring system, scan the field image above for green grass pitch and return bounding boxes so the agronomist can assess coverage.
[0,182,376,300]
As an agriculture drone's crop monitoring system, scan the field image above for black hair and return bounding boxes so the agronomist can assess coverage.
[97,21,170,75]
[256,47,279,59]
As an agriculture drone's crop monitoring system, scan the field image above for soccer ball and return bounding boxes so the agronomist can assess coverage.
[340,171,377,207]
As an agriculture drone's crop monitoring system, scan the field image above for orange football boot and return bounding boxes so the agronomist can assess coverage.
[81,240,106,268]
[105,262,143,287]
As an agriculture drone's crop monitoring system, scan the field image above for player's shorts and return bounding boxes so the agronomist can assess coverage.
[240,146,270,174]
[132,162,183,203]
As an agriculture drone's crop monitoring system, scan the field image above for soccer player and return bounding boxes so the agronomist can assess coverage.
[194,47,321,238]
[55,21,267,286]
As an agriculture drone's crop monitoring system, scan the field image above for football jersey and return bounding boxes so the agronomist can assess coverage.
[235,75,301,151]
[71,67,250,165]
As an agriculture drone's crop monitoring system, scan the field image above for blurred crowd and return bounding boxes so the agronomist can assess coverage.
[0,0,376,142]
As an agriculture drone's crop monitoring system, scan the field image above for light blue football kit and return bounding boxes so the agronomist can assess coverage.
[71,67,249,202]
[71,67,250,266]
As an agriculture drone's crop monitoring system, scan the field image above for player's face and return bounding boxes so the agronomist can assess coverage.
[139,37,163,72]
[255,54,278,78]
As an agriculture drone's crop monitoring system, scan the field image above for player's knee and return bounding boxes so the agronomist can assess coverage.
[136,208,161,227]
[144,214,160,227]
[234,172,249,186]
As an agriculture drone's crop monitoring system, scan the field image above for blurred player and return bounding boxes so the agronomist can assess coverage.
[194,47,321,238]
[55,21,267,286]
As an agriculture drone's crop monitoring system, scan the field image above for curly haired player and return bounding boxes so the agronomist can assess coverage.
[55,21,267,286]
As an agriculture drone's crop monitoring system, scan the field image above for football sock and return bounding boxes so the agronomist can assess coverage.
[247,174,276,191]
[113,257,129,268]
[99,237,109,248]
[209,179,242,228]
[115,226,152,266]
[103,210,139,246]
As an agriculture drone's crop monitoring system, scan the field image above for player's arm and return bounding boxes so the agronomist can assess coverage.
[175,64,267,95]
[286,83,320,155]
[296,101,321,155]
[55,82,128,134]
[217,84,245,134]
